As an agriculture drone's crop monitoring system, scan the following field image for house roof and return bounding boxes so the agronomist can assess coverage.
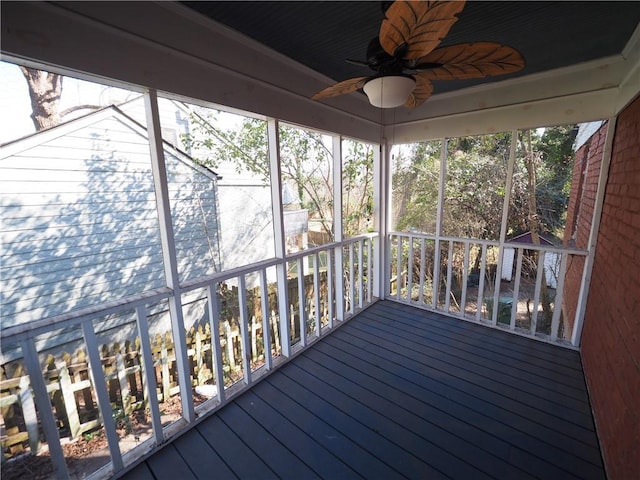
[506,231,554,246]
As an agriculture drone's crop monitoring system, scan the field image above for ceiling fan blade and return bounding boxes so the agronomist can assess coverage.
[312,77,369,100]
[404,74,433,108]
[414,42,525,80]
[346,59,370,68]
[380,1,466,60]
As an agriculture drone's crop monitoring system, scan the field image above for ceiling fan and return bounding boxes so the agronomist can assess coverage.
[312,0,525,108]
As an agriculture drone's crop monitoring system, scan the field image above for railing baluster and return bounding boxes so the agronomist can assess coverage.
[491,247,504,326]
[238,275,252,384]
[460,241,470,316]
[349,243,356,314]
[419,238,426,306]
[476,243,488,322]
[510,248,524,330]
[367,238,373,303]
[531,251,546,335]
[407,235,414,303]
[81,321,124,472]
[297,257,306,347]
[395,235,402,301]
[334,244,345,322]
[358,240,364,309]
[314,253,321,337]
[135,305,164,444]
[21,338,69,480]
[445,240,454,311]
[207,283,226,403]
[327,248,335,327]
[432,238,440,308]
[259,270,273,370]
[550,252,569,340]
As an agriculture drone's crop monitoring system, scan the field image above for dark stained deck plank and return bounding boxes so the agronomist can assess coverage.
[195,414,278,479]
[119,300,605,480]
[355,309,591,409]
[375,302,587,388]
[234,390,361,479]
[146,444,197,480]
[338,318,599,443]
[249,378,405,480]
[349,313,595,425]
[172,429,237,479]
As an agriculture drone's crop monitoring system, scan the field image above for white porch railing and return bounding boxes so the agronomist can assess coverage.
[388,232,588,347]
[0,234,377,480]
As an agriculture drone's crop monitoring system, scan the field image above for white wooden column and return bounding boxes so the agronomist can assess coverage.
[373,140,388,299]
[491,131,518,325]
[144,90,194,422]
[433,139,447,307]
[332,135,345,320]
[571,117,617,346]
[267,118,291,357]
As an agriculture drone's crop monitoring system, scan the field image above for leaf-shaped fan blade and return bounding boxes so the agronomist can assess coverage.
[380,1,466,60]
[312,77,369,100]
[404,74,433,108]
[414,42,525,80]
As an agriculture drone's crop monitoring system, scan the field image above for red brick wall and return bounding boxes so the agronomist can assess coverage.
[562,123,608,333]
[580,95,640,480]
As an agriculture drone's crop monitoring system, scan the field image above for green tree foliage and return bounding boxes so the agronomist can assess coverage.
[392,141,441,233]
[182,109,374,239]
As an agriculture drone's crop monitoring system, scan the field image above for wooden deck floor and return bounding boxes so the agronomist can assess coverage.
[120,300,604,480]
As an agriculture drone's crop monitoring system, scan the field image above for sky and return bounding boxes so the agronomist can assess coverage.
[0,60,138,145]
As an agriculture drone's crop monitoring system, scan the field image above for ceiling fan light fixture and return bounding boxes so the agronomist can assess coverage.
[363,75,416,108]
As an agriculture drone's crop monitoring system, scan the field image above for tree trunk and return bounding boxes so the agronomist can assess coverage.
[520,130,553,329]
[19,67,63,131]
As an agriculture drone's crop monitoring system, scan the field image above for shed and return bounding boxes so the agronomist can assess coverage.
[501,232,561,287]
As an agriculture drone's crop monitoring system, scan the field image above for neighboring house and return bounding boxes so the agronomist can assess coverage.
[0,105,221,340]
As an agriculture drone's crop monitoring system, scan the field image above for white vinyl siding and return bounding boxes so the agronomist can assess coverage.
[0,107,220,328]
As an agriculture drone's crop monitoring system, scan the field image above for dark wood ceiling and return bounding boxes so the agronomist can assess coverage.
[182,1,640,97]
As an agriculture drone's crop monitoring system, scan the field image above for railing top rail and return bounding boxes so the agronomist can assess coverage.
[3,233,379,344]
[389,231,587,256]
[1,287,173,344]
[181,233,378,293]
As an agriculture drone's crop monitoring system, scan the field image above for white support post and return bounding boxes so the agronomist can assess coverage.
[333,135,346,321]
[21,339,69,480]
[493,131,518,325]
[82,321,124,472]
[135,306,164,445]
[433,139,447,308]
[571,117,617,346]
[267,118,291,357]
[373,140,389,299]
[144,90,194,422]
[207,283,226,403]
